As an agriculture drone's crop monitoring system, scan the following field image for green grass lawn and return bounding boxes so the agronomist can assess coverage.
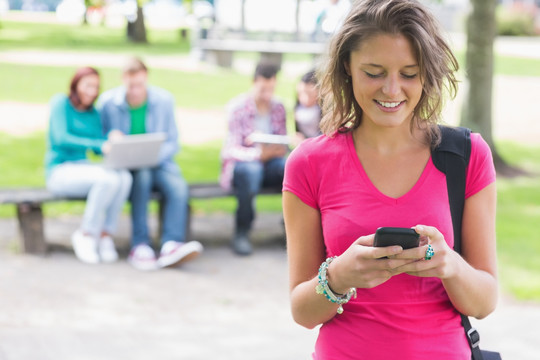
[494,142,540,300]
[0,62,298,110]
[0,18,191,55]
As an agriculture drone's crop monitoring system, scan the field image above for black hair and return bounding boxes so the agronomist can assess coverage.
[301,70,317,85]
[254,62,279,80]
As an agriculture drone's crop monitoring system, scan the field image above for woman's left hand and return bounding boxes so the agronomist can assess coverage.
[390,225,460,279]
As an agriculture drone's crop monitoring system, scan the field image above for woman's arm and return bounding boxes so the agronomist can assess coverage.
[284,191,412,328]
[444,182,498,318]
[284,191,339,329]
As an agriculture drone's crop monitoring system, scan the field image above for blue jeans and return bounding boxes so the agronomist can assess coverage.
[130,166,189,248]
[47,162,132,237]
[232,157,286,231]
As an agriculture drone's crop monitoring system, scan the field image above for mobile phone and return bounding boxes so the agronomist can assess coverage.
[374,227,420,249]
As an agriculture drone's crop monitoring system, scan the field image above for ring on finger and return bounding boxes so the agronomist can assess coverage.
[424,244,434,261]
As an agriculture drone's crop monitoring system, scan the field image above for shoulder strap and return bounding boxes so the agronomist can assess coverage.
[431,125,471,253]
[432,125,484,360]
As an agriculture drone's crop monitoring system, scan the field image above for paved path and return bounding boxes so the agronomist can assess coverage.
[0,213,539,359]
[0,213,317,360]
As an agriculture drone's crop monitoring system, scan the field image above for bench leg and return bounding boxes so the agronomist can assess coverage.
[157,198,164,245]
[185,204,192,243]
[207,50,233,68]
[16,203,47,255]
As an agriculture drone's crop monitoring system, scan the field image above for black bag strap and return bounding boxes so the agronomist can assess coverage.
[431,125,471,254]
[432,125,484,360]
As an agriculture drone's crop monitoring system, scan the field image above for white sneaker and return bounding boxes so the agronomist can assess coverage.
[157,240,203,268]
[99,235,118,263]
[71,230,99,264]
[128,244,157,271]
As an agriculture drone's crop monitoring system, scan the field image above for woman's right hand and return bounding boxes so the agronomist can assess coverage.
[326,235,417,294]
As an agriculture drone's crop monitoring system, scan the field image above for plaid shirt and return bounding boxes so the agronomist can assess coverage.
[220,94,287,190]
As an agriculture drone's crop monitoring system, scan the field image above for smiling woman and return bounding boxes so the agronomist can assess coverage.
[283,1,498,359]
[318,0,459,142]
[344,34,423,130]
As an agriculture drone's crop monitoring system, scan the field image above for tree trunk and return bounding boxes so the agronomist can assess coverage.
[127,6,148,43]
[462,0,523,176]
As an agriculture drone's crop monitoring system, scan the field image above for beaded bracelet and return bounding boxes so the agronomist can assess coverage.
[315,256,357,314]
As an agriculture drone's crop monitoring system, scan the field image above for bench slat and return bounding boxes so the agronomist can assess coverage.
[0,184,281,204]
[199,39,326,54]
[0,189,71,204]
[0,188,163,204]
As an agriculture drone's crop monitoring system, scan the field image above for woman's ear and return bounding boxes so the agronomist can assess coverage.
[343,61,351,77]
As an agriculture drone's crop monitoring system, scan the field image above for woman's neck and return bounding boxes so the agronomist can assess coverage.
[73,102,91,112]
[353,121,426,156]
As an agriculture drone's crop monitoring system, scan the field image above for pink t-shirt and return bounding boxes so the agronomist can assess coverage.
[283,131,496,360]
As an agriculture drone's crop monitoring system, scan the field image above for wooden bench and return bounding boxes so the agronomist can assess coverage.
[0,184,282,255]
[198,38,327,68]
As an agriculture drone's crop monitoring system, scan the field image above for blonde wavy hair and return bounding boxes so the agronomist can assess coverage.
[318,0,459,146]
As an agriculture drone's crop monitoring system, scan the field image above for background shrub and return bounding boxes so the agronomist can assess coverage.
[496,5,537,36]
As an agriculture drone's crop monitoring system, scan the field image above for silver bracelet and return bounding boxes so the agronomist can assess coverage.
[315,256,357,314]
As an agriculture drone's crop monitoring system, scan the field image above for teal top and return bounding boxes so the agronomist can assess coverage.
[45,94,105,177]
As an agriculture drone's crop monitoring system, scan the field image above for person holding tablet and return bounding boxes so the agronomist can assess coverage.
[220,62,288,256]
[99,57,203,271]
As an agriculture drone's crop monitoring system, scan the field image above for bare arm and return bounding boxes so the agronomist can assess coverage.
[284,191,412,329]
[444,182,498,318]
[284,191,337,329]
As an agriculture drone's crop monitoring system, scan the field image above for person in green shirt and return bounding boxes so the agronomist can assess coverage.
[45,67,132,265]
[99,58,203,271]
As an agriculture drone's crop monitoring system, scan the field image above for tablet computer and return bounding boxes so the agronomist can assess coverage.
[250,133,290,145]
[104,133,166,169]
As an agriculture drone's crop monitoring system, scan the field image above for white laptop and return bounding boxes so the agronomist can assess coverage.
[104,133,167,169]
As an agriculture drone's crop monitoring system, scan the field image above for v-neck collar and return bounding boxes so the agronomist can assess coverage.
[345,132,433,205]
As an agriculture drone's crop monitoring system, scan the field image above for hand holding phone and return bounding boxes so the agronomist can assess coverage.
[374,227,420,249]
